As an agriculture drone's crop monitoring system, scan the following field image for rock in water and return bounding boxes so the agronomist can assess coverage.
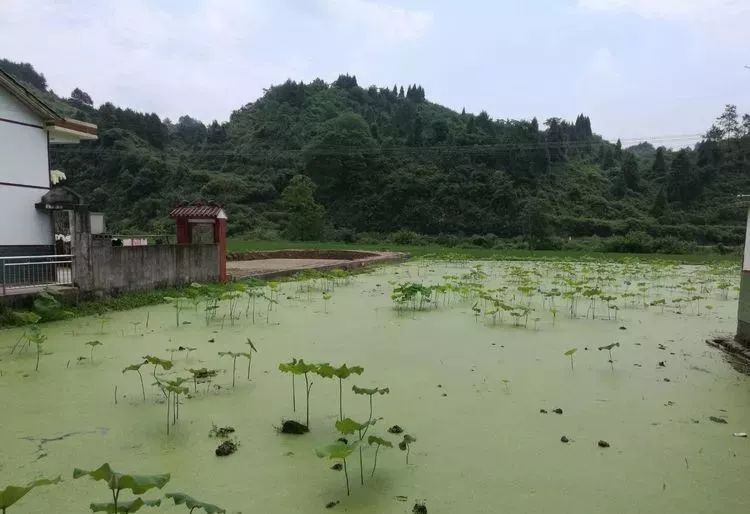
[709,416,728,424]
[597,440,610,448]
[552,408,563,415]
[388,425,404,434]
[412,502,427,514]
[280,420,309,434]
[560,436,570,443]
[215,440,238,456]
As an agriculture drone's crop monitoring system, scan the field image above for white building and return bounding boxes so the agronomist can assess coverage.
[0,68,96,257]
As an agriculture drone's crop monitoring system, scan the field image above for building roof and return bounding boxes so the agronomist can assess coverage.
[169,202,227,219]
[0,68,97,142]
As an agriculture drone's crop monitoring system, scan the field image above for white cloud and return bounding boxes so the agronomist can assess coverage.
[578,0,746,20]
[578,0,750,47]
[322,0,433,44]
[0,0,432,122]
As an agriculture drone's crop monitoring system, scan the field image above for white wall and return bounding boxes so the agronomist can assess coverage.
[0,87,51,246]
[0,121,49,187]
[0,187,51,245]
[0,87,41,126]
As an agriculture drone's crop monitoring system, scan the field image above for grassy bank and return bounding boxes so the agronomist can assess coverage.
[0,286,190,329]
[228,239,740,265]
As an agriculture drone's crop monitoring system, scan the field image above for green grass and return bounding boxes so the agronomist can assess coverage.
[0,286,191,329]
[228,239,741,265]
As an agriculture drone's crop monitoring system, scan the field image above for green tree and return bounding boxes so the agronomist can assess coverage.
[667,149,701,204]
[70,87,93,106]
[621,153,639,191]
[651,187,668,217]
[522,197,553,249]
[652,147,667,176]
[281,175,326,240]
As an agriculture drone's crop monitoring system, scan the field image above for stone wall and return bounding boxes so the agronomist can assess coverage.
[76,237,218,295]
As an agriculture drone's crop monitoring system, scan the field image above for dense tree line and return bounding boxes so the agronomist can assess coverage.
[3,59,748,251]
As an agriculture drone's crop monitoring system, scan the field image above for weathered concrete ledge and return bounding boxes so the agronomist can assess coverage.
[707,335,750,374]
[227,249,408,280]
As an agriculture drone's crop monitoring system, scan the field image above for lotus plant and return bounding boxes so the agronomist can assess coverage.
[85,340,103,362]
[315,441,357,496]
[367,435,393,478]
[143,355,173,399]
[315,363,364,421]
[187,368,219,393]
[218,351,252,388]
[399,434,417,464]
[278,359,316,428]
[165,493,226,514]
[336,417,377,485]
[163,378,190,433]
[123,361,147,402]
[10,311,40,354]
[27,325,47,371]
[598,342,620,365]
[0,476,60,513]
[564,348,577,371]
[352,385,389,425]
[163,296,187,327]
[73,463,170,514]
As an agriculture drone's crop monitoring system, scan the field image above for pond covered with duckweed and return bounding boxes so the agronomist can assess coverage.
[1,259,748,513]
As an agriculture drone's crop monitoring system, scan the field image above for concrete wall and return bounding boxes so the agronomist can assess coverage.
[738,272,750,345]
[0,87,52,248]
[77,238,219,295]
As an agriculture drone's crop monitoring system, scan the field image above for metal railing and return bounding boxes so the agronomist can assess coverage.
[0,254,74,295]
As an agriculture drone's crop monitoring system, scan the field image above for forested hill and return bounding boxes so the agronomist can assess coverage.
[3,58,749,252]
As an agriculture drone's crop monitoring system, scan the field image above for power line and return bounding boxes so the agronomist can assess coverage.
[49,133,706,158]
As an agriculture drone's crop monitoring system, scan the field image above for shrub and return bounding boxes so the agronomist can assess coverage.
[390,229,421,245]
[603,231,654,253]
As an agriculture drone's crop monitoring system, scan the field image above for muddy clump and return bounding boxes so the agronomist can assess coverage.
[598,440,610,448]
[388,425,404,434]
[560,435,570,443]
[215,439,238,456]
[279,420,309,434]
[552,408,563,415]
[331,463,343,471]
[413,502,427,514]
[709,416,728,424]
[325,501,340,509]
[209,424,235,438]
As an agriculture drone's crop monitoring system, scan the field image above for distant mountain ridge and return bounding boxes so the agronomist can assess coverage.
[2,58,748,251]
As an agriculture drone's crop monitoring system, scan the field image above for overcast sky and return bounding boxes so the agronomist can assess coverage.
[2,0,749,146]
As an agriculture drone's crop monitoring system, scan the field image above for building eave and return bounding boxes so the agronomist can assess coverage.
[0,68,98,142]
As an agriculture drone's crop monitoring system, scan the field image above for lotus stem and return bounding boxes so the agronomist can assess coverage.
[138,370,145,402]
[338,378,343,421]
[292,374,296,412]
[371,444,381,477]
[166,391,170,435]
[304,373,312,428]
[343,458,350,496]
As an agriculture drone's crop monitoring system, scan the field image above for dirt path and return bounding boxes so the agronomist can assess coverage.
[227,250,407,280]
